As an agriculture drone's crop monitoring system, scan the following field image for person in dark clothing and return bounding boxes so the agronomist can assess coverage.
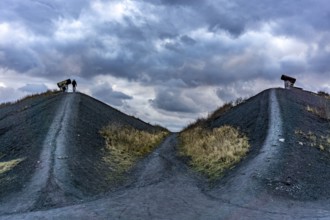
[72,79,77,92]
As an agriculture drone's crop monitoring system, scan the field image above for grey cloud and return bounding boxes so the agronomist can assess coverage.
[180,35,196,45]
[216,81,267,103]
[216,87,239,103]
[0,47,38,73]
[143,0,198,6]
[19,83,48,93]
[308,50,330,74]
[0,0,58,36]
[0,0,90,35]
[0,87,24,103]
[0,0,329,92]
[92,84,132,107]
[150,89,199,113]
[164,42,181,52]
[159,32,178,40]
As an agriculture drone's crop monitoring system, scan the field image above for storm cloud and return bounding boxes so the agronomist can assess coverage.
[0,0,329,130]
[92,83,132,107]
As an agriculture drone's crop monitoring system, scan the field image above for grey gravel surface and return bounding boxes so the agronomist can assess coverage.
[0,93,62,199]
[0,92,162,213]
[0,94,79,214]
[1,89,330,219]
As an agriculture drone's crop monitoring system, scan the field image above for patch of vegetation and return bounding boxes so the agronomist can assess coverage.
[100,124,169,174]
[295,130,330,152]
[0,158,25,175]
[306,91,330,120]
[306,104,330,121]
[318,91,330,99]
[183,97,247,131]
[179,125,250,179]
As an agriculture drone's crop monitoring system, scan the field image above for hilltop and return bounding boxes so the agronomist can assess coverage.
[0,88,330,219]
[0,92,165,211]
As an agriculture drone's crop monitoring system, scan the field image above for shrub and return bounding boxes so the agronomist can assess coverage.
[306,104,330,120]
[100,124,169,173]
[179,125,250,179]
[0,158,25,175]
[182,97,247,131]
[318,91,330,98]
[295,130,330,152]
[208,103,233,120]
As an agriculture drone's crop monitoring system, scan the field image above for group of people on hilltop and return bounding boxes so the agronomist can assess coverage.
[57,79,77,92]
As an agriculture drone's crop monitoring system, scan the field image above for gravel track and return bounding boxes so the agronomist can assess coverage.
[207,89,284,203]
[0,94,80,214]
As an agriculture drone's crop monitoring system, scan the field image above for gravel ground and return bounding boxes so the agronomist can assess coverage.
[1,88,330,219]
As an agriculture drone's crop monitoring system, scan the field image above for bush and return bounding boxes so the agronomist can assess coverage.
[182,97,247,131]
[295,130,330,152]
[0,158,25,175]
[306,104,330,121]
[100,124,169,173]
[317,91,330,98]
[179,125,250,179]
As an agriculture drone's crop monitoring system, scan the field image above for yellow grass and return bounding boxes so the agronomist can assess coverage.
[295,130,330,152]
[306,102,330,120]
[179,125,250,179]
[0,158,25,175]
[100,124,169,173]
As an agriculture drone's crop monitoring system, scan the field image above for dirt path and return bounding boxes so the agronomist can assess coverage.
[3,89,330,219]
[0,94,81,214]
[206,89,284,203]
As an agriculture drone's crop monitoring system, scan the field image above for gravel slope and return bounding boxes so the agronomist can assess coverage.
[271,88,330,200]
[0,92,162,214]
[0,93,62,200]
[0,94,79,214]
[1,88,330,219]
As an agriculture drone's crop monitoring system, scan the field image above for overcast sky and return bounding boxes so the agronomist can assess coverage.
[1,0,330,131]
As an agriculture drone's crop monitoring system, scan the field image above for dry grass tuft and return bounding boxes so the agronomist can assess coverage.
[179,125,250,179]
[183,97,247,132]
[318,91,330,99]
[306,104,330,120]
[0,158,25,175]
[306,93,330,120]
[100,124,169,173]
[295,130,330,152]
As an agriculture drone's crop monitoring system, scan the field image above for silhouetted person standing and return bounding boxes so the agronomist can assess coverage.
[72,79,77,92]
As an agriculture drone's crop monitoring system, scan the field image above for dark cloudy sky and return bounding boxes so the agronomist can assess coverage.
[1,0,329,131]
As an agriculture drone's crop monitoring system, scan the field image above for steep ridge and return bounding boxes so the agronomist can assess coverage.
[0,93,62,200]
[0,94,80,213]
[64,93,163,197]
[0,92,163,214]
[272,88,330,200]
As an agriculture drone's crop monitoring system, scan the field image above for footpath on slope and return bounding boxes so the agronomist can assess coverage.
[207,89,284,204]
[3,89,330,220]
[0,93,81,214]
